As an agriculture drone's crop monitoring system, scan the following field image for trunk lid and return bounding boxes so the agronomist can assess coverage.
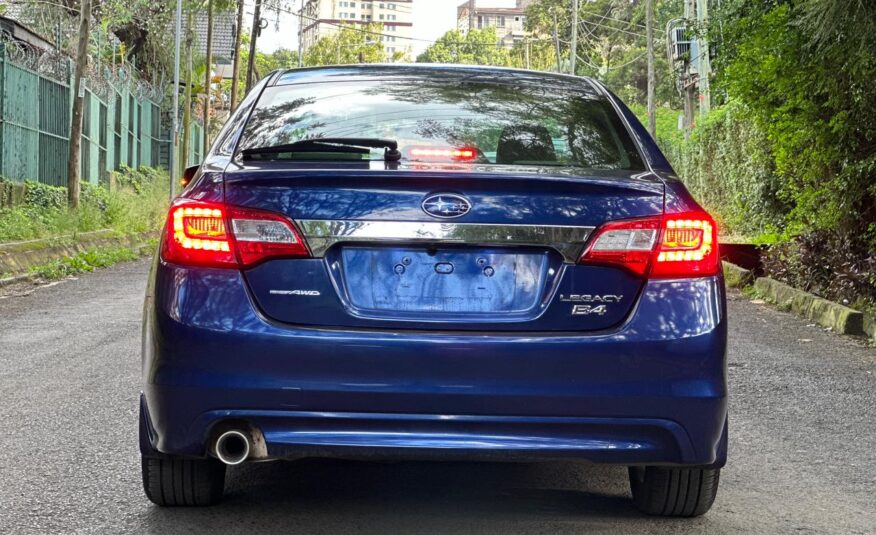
[224,164,663,332]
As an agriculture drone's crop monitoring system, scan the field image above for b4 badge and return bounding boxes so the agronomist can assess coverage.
[571,304,608,316]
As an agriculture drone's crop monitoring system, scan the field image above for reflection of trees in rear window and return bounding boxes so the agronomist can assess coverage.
[239,80,644,170]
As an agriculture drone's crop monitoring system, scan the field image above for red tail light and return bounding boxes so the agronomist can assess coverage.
[161,200,309,268]
[579,211,719,278]
[409,146,478,162]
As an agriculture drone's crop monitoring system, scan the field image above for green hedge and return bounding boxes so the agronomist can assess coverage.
[657,101,788,241]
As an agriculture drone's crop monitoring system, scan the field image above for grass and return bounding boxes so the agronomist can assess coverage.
[28,241,155,280]
[0,166,170,244]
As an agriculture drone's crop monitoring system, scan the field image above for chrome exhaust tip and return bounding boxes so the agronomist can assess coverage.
[214,430,251,466]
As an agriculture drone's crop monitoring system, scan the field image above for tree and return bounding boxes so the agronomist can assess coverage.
[229,0,245,112]
[303,24,396,66]
[508,39,556,71]
[228,35,300,104]
[203,0,214,150]
[66,0,91,208]
[416,28,510,66]
[522,0,681,108]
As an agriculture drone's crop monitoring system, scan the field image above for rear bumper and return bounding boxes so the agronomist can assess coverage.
[141,261,728,467]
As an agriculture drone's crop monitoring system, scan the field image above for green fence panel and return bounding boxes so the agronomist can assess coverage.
[1,43,182,189]
[139,102,152,167]
[38,76,70,187]
[1,60,40,183]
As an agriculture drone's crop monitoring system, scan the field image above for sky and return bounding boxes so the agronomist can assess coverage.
[250,0,519,57]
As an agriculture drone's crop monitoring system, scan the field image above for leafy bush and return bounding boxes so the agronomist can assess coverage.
[0,167,169,243]
[762,231,876,313]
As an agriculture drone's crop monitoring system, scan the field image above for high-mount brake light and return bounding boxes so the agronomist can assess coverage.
[579,211,719,278]
[161,200,309,268]
[409,147,478,162]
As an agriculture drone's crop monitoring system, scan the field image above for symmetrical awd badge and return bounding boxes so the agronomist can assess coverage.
[422,193,471,219]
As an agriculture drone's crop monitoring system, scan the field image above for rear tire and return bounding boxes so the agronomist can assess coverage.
[142,455,226,506]
[628,466,720,517]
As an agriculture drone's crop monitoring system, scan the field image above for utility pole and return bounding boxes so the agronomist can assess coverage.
[229,0,245,112]
[203,0,214,152]
[570,0,578,75]
[246,0,263,93]
[181,10,194,172]
[696,0,711,115]
[646,0,656,137]
[170,0,182,199]
[66,0,91,208]
[552,11,561,73]
[683,0,695,138]
[468,0,475,32]
[297,0,304,67]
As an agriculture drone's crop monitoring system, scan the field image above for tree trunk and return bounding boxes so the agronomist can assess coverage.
[181,9,194,173]
[245,0,263,93]
[552,11,561,73]
[203,0,213,151]
[570,0,578,75]
[646,0,656,137]
[229,0,245,112]
[67,0,91,209]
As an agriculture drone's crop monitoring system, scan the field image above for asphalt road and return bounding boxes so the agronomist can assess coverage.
[0,259,874,534]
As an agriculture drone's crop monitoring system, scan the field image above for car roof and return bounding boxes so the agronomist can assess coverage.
[272,64,603,95]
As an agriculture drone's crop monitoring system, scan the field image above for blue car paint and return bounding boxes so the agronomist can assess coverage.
[142,260,726,465]
[141,65,728,468]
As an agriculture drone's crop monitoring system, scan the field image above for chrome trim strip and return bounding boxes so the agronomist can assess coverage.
[298,220,595,263]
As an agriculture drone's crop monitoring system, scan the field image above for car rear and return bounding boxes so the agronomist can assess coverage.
[140,65,727,516]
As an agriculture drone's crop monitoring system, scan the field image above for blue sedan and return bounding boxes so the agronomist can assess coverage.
[140,65,726,517]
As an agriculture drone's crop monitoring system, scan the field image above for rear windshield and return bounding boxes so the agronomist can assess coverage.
[238,76,645,170]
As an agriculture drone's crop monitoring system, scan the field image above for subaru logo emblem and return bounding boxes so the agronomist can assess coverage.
[421,194,471,219]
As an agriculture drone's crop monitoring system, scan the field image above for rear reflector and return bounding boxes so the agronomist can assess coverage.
[162,200,309,269]
[580,212,719,278]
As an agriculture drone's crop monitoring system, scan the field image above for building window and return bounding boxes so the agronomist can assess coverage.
[379,3,384,8]
[477,15,483,29]
[379,14,384,19]
[388,2,395,9]
[498,16,505,28]
[350,1,356,7]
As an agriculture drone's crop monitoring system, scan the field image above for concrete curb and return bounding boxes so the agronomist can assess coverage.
[864,314,876,341]
[753,277,865,336]
[722,261,754,289]
[0,273,35,288]
[0,230,157,277]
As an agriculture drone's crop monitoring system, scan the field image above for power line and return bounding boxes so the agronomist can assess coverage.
[579,19,647,40]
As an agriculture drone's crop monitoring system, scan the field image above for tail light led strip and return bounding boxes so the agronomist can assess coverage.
[162,200,309,268]
[163,199,718,279]
[579,212,719,278]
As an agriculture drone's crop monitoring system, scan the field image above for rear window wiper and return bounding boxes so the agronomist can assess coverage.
[240,138,402,162]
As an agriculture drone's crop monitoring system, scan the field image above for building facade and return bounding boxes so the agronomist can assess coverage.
[300,0,413,59]
[456,0,532,49]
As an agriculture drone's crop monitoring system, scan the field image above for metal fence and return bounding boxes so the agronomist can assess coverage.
[0,37,203,188]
